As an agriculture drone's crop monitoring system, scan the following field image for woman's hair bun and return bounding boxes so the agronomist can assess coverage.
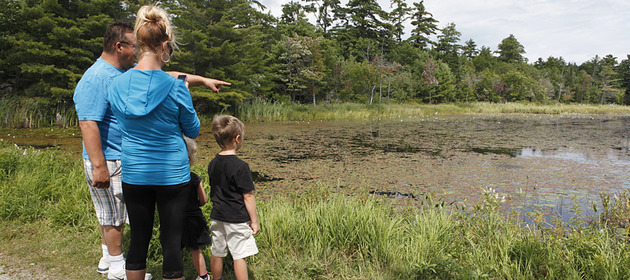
[134,5,176,54]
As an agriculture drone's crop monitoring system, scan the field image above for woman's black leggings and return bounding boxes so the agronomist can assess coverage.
[122,182,189,279]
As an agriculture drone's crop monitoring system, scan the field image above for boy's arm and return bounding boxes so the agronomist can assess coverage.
[243,191,259,235]
[197,180,208,206]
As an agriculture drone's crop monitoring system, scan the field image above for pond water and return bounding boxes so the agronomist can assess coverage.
[3,114,630,224]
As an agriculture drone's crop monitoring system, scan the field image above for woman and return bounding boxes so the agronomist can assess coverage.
[108,5,198,280]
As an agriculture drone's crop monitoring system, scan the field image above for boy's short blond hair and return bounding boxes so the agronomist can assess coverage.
[212,115,244,149]
[183,136,198,165]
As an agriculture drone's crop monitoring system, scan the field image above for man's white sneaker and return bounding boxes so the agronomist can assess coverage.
[107,267,126,280]
[97,256,110,274]
[107,267,152,280]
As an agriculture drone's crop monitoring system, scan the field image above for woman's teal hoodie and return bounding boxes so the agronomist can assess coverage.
[108,69,200,185]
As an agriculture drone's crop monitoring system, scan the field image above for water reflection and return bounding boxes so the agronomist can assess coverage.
[516,147,630,166]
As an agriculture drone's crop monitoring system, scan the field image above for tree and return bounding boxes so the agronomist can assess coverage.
[501,70,542,102]
[278,1,317,37]
[302,0,342,35]
[472,46,495,72]
[0,0,128,102]
[389,0,411,42]
[408,1,438,49]
[339,58,379,102]
[277,35,325,105]
[616,55,630,105]
[345,0,388,40]
[496,34,525,63]
[462,39,478,59]
[167,0,278,110]
[457,60,477,102]
[434,22,461,70]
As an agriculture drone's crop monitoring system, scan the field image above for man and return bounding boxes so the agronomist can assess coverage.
[73,22,229,280]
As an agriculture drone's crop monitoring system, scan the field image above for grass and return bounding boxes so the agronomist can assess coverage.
[236,99,630,122]
[1,96,629,128]
[0,97,77,128]
[1,143,630,279]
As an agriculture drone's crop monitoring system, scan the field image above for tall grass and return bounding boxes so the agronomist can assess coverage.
[0,144,91,226]
[0,97,78,128]
[1,143,630,279]
[237,99,630,122]
[252,183,630,279]
[1,97,629,128]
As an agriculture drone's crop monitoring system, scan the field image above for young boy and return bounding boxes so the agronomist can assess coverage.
[208,115,259,280]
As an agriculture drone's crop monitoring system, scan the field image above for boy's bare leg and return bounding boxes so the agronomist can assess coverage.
[190,248,208,276]
[233,259,248,280]
[210,256,224,280]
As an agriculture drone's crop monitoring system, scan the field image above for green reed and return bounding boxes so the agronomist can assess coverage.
[0,97,78,128]
[236,99,630,122]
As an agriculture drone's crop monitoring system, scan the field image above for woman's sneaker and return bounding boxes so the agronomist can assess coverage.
[97,256,110,274]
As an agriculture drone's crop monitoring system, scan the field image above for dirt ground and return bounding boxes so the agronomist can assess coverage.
[0,253,51,279]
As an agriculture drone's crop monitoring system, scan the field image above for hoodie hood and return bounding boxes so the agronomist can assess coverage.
[110,69,176,118]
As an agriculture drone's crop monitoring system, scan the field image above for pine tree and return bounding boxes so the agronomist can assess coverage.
[408,1,438,49]
[496,34,525,63]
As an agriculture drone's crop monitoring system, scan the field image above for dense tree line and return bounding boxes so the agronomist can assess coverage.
[1,0,629,116]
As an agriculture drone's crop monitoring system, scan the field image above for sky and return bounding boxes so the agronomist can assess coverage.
[258,0,630,64]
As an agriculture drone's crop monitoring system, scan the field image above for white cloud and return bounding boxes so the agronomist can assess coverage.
[423,0,630,63]
[259,0,630,63]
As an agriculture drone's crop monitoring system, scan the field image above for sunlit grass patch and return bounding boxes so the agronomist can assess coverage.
[236,100,630,122]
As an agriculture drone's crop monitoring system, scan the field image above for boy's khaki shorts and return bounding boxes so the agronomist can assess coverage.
[210,220,259,260]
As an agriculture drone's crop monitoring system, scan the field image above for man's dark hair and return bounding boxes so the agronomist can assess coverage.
[103,22,133,53]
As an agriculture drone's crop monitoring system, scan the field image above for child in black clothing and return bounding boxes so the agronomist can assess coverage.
[182,136,211,280]
[208,115,259,280]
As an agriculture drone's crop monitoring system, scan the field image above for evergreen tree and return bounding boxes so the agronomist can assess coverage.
[279,1,317,37]
[496,34,525,63]
[408,1,438,49]
[389,0,411,42]
[0,0,128,102]
[472,46,495,72]
[462,39,478,59]
[342,0,393,58]
[435,22,461,70]
[302,0,341,36]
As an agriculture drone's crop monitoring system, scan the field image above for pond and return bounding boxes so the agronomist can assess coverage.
[3,114,630,224]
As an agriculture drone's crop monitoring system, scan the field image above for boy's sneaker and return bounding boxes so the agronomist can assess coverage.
[97,256,110,274]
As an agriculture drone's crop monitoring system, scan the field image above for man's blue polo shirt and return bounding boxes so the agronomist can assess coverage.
[73,58,125,160]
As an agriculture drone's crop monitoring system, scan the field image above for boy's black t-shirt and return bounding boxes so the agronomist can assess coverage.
[207,154,255,223]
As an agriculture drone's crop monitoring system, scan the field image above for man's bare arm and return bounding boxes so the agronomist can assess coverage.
[79,120,110,189]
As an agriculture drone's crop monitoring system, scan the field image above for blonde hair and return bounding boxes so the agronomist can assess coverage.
[212,115,244,149]
[183,136,198,165]
[134,5,178,57]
